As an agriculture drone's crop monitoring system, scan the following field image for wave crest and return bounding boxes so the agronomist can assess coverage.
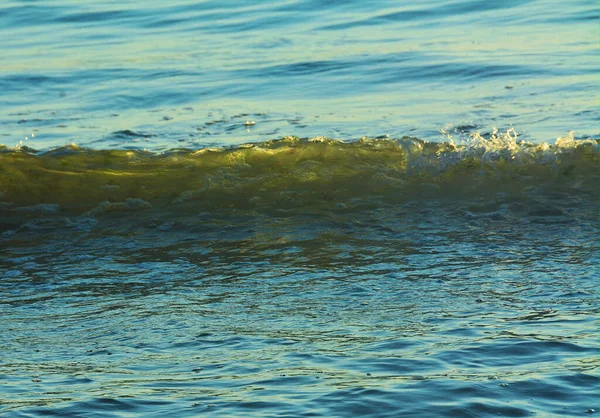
[1,131,598,214]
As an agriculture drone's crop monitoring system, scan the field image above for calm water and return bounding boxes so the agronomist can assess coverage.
[1,0,599,417]
[1,0,599,150]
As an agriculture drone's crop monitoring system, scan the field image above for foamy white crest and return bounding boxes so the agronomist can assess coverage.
[431,128,597,177]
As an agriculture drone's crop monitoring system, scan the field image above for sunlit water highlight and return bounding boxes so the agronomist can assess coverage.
[1,0,599,417]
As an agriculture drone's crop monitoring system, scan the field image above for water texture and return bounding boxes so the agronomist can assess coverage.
[1,0,599,417]
[1,0,598,150]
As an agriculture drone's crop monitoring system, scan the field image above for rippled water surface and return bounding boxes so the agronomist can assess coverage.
[1,0,599,417]
[1,0,598,150]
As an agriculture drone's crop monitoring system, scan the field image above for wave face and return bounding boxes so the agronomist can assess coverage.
[2,132,598,218]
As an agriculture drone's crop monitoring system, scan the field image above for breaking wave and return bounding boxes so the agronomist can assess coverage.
[1,130,598,219]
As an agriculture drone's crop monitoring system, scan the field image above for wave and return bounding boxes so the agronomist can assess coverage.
[1,131,599,217]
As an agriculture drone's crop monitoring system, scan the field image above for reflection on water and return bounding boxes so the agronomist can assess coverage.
[2,177,599,416]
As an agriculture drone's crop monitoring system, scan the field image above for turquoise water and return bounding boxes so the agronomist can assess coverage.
[1,0,598,150]
[1,1,599,417]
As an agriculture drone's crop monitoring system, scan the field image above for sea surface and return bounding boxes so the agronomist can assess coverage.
[1,0,599,417]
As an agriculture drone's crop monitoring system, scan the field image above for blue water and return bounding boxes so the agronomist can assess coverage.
[1,0,598,151]
[1,1,599,417]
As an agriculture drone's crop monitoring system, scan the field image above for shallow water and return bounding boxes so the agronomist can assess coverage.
[1,0,600,417]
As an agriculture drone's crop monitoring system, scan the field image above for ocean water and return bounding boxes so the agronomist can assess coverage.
[1,0,599,417]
